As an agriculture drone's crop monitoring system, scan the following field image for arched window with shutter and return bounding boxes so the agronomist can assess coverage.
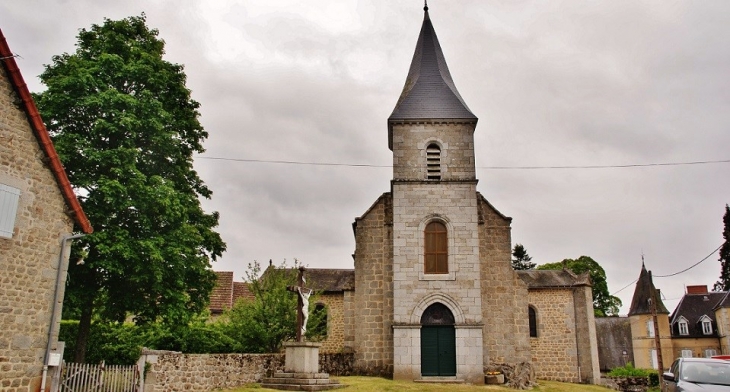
[424,221,448,274]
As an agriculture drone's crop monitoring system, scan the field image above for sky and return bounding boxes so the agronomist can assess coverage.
[2,1,729,315]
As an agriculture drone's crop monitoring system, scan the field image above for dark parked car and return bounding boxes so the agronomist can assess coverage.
[663,357,730,391]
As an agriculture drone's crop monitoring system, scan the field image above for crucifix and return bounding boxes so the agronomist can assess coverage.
[287,266,313,342]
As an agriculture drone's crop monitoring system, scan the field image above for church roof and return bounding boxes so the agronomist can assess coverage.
[517,269,592,288]
[305,268,355,292]
[628,264,669,316]
[388,6,476,147]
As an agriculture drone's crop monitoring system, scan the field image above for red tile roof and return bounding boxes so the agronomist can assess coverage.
[210,271,234,314]
[0,29,92,234]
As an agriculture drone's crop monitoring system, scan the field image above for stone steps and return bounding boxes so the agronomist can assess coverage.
[261,372,345,391]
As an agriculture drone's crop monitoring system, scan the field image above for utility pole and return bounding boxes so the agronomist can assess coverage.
[648,257,665,391]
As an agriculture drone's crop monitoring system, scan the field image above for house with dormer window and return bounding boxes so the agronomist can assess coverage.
[669,285,723,359]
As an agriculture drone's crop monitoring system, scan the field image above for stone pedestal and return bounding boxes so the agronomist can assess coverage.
[285,342,321,373]
[261,342,344,391]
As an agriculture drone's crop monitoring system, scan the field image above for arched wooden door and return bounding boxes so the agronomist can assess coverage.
[420,303,456,377]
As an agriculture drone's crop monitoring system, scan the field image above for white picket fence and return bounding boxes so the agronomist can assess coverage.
[59,361,140,392]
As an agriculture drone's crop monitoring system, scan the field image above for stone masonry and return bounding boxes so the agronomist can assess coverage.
[350,194,393,376]
[0,63,75,391]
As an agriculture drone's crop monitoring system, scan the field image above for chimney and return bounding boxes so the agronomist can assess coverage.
[686,285,709,294]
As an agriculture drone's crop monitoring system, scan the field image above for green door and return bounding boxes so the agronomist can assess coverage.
[421,325,456,376]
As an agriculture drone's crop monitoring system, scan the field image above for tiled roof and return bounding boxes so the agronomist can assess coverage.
[209,271,234,314]
[261,266,355,292]
[628,264,669,315]
[0,29,92,233]
[305,268,355,292]
[670,291,726,338]
[517,269,592,288]
[387,7,476,149]
[233,281,254,303]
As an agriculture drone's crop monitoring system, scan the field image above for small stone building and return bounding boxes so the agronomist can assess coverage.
[0,29,93,391]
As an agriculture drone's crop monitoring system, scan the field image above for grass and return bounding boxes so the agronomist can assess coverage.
[224,376,613,391]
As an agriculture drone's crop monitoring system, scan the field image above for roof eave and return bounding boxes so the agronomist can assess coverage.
[0,29,93,234]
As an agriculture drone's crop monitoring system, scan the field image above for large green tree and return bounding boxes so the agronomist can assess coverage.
[34,15,225,362]
[223,260,326,353]
[536,256,622,317]
[511,243,536,270]
[714,205,730,291]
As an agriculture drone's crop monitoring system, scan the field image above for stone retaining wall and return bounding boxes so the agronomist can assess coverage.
[140,351,354,392]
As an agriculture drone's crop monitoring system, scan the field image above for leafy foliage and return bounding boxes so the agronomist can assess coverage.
[714,205,730,291]
[35,15,225,361]
[536,255,622,317]
[221,260,326,353]
[608,363,659,387]
[511,243,536,270]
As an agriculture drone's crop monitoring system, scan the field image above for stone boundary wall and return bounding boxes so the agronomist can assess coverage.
[140,351,354,392]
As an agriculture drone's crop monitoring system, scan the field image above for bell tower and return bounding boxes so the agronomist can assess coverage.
[388,4,485,383]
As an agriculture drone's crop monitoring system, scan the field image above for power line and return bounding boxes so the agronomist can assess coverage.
[654,244,722,278]
[611,244,723,296]
[196,156,390,168]
[196,155,730,170]
[611,279,638,296]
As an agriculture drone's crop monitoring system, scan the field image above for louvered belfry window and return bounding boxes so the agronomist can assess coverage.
[426,143,441,180]
[424,221,447,274]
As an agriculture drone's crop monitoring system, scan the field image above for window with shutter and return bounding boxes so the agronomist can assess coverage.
[647,320,655,337]
[424,221,447,274]
[0,184,21,238]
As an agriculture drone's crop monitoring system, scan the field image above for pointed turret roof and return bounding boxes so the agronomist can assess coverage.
[388,5,477,148]
[628,263,669,315]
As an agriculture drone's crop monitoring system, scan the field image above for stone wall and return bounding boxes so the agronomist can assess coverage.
[716,308,730,355]
[596,317,635,371]
[391,122,476,181]
[315,292,345,353]
[351,194,393,376]
[0,62,75,391]
[527,288,580,382]
[478,196,532,369]
[141,351,354,392]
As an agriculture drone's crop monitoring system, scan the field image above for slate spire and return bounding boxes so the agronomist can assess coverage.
[628,263,669,315]
[388,5,477,147]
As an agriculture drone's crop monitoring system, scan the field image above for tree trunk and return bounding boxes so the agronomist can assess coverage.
[74,297,94,363]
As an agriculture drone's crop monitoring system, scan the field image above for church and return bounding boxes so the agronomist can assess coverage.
[343,4,600,385]
[213,4,601,385]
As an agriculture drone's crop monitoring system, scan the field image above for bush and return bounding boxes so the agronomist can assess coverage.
[608,362,652,377]
[608,362,659,387]
[59,320,240,365]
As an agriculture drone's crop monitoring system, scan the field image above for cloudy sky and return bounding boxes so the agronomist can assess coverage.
[3,1,729,315]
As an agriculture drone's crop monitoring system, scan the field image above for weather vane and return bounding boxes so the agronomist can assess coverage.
[424,0,428,11]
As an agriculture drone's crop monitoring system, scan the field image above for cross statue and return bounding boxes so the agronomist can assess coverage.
[287,267,313,342]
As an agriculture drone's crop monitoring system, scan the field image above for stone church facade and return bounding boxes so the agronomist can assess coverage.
[211,6,601,384]
[345,6,599,385]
